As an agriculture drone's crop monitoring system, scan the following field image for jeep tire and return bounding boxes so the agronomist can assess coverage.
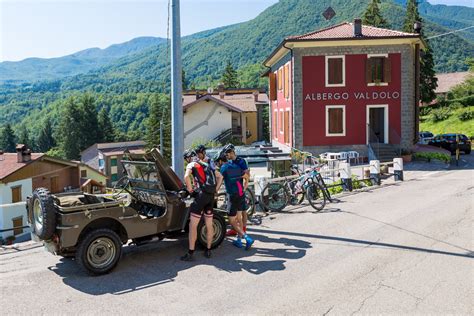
[197,212,225,249]
[31,188,56,240]
[76,228,122,275]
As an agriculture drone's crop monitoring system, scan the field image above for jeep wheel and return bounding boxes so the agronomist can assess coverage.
[76,228,122,275]
[197,212,225,249]
[31,188,56,240]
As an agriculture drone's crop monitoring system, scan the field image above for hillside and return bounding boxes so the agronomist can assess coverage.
[0,0,473,142]
[0,37,166,82]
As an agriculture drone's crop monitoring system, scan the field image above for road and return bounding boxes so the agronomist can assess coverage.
[1,156,473,314]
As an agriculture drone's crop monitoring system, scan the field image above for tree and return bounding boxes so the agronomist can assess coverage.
[58,97,83,159]
[221,61,239,89]
[146,94,171,162]
[97,108,115,143]
[0,123,16,153]
[403,0,437,104]
[78,94,99,149]
[37,118,56,152]
[17,125,31,148]
[182,69,189,90]
[362,0,389,28]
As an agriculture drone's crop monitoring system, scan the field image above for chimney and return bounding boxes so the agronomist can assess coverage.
[413,21,422,34]
[353,19,362,37]
[218,84,225,99]
[16,144,31,163]
[253,91,259,102]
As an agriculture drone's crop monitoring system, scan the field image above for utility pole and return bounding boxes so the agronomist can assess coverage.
[171,0,184,180]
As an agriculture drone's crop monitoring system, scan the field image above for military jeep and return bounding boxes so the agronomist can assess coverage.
[26,149,226,275]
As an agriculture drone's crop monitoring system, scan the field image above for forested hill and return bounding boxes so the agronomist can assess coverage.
[0,0,473,143]
[0,37,166,82]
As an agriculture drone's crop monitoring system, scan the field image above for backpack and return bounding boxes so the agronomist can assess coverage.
[192,161,217,194]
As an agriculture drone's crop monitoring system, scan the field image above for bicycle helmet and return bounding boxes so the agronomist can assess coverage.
[223,143,235,153]
[195,144,206,154]
[183,150,196,159]
[214,150,228,163]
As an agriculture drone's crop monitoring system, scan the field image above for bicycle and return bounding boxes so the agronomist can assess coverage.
[214,187,256,217]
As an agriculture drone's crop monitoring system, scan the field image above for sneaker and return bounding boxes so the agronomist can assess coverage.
[180,252,194,261]
[245,236,254,250]
[204,249,212,258]
[243,226,247,233]
[226,229,238,236]
[232,239,243,248]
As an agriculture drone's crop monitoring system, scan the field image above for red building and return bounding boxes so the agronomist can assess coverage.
[264,20,424,160]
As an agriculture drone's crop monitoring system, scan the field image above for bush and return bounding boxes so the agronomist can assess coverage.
[448,101,463,111]
[457,108,473,121]
[430,107,451,122]
[420,106,432,116]
[328,180,343,195]
[413,152,451,163]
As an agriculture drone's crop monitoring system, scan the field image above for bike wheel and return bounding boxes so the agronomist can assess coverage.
[288,185,305,206]
[214,192,228,213]
[261,182,289,212]
[306,182,326,212]
[244,188,256,217]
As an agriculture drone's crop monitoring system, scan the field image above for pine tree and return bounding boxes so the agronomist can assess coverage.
[222,61,239,89]
[146,94,171,162]
[362,0,389,28]
[58,97,83,159]
[0,123,16,153]
[17,125,31,148]
[78,94,99,149]
[37,118,56,152]
[403,0,437,104]
[98,108,115,143]
[182,69,189,91]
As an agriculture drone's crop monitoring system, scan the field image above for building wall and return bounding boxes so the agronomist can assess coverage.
[270,59,293,147]
[31,164,79,193]
[0,179,33,239]
[79,166,107,185]
[292,44,415,154]
[244,112,258,144]
[81,145,99,170]
[184,100,232,148]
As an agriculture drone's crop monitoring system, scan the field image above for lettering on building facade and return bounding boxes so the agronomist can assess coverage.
[304,91,400,101]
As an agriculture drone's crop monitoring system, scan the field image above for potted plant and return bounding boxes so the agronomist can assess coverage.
[401,149,413,163]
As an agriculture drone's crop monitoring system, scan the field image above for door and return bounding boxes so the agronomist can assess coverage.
[369,107,385,143]
[50,176,59,193]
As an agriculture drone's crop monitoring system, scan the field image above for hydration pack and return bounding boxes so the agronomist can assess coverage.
[192,161,217,194]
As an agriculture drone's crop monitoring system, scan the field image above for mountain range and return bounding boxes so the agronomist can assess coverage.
[0,0,473,137]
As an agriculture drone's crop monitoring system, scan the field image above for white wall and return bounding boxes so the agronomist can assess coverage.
[0,179,33,240]
[184,100,232,148]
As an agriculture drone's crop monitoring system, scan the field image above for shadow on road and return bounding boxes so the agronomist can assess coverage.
[249,228,474,260]
[48,233,311,296]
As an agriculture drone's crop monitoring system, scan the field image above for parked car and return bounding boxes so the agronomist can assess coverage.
[27,148,226,275]
[418,131,434,145]
[428,133,471,154]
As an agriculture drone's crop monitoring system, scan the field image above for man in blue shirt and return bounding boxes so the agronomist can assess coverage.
[216,144,254,250]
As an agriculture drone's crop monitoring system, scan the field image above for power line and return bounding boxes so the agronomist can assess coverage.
[426,25,474,40]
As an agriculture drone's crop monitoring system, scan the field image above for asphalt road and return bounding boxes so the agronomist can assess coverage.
[1,156,473,314]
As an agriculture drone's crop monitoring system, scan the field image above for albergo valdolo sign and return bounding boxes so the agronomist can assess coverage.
[305,91,400,102]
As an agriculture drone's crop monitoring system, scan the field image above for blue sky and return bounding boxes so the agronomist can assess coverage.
[0,0,472,62]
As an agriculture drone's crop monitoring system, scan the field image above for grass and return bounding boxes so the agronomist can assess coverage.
[420,106,474,137]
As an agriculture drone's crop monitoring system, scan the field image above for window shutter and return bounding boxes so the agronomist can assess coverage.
[328,108,343,134]
[278,69,282,90]
[335,59,342,84]
[384,57,392,83]
[269,72,277,101]
[366,58,372,83]
[284,111,289,143]
[284,65,289,99]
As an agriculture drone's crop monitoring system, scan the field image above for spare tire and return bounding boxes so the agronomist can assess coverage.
[31,188,56,240]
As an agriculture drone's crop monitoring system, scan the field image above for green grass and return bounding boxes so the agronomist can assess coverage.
[420,106,474,138]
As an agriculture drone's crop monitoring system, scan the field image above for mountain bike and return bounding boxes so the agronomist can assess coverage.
[214,187,256,217]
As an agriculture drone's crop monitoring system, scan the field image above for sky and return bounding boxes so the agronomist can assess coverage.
[0,0,472,62]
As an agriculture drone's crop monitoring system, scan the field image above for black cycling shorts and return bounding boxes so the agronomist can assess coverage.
[226,193,247,217]
[190,190,214,219]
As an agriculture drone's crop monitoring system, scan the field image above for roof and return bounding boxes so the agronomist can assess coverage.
[102,149,146,157]
[183,93,268,112]
[264,21,422,67]
[81,140,146,155]
[0,153,44,180]
[435,72,471,94]
[287,22,418,41]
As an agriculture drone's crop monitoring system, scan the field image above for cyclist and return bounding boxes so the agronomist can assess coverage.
[216,144,254,250]
[195,144,216,170]
[181,149,216,261]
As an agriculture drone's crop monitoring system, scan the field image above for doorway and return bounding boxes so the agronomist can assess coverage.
[367,105,388,144]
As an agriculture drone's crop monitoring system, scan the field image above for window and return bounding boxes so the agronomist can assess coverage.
[366,55,391,85]
[269,72,277,101]
[284,64,290,99]
[278,68,283,90]
[273,110,278,138]
[12,217,23,235]
[280,110,284,133]
[111,173,118,182]
[111,158,117,167]
[284,111,290,143]
[11,186,21,203]
[81,170,87,178]
[326,105,346,136]
[326,56,345,87]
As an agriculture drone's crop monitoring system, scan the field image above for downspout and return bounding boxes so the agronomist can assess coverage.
[282,42,294,149]
[414,43,421,146]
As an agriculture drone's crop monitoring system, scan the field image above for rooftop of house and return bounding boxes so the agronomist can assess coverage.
[81,140,146,155]
[286,22,419,41]
[183,89,268,113]
[435,72,471,94]
[0,153,44,180]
